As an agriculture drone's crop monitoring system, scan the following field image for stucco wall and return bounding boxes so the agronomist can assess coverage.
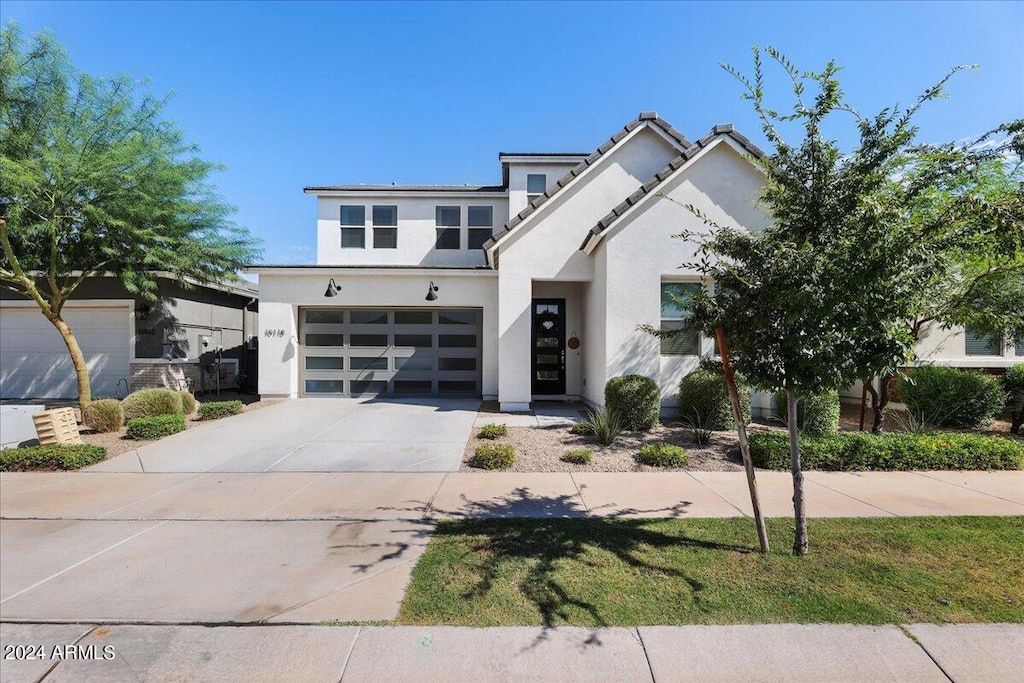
[315,195,510,267]
[506,162,582,217]
[255,270,499,398]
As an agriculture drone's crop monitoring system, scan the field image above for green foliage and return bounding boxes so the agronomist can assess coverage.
[197,400,243,420]
[899,366,1007,428]
[678,369,751,431]
[0,444,107,471]
[776,391,840,435]
[638,443,689,467]
[748,431,1022,471]
[580,408,623,446]
[1004,364,1024,434]
[469,443,516,470]
[82,398,123,433]
[0,25,261,404]
[604,375,661,431]
[561,448,594,465]
[179,391,197,415]
[126,413,187,440]
[121,388,183,421]
[478,423,507,440]
[570,422,593,436]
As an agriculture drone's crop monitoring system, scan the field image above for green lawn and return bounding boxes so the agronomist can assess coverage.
[397,516,1024,626]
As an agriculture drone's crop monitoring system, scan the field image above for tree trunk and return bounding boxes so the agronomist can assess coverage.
[786,386,808,556]
[49,314,92,407]
[715,328,769,554]
[1012,411,1023,435]
[864,375,892,434]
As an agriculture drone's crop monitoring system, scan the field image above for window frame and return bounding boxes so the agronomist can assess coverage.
[659,281,702,357]
[435,205,461,227]
[435,227,461,250]
[341,227,366,249]
[964,325,1004,357]
[526,173,546,199]
[467,206,493,227]
[339,205,365,227]
[371,205,398,226]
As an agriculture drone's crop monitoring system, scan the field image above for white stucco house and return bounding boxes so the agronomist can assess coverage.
[247,111,1022,413]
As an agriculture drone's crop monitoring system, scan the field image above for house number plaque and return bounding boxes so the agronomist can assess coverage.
[264,329,286,338]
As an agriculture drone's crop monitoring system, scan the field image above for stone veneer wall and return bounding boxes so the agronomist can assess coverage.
[130,361,239,393]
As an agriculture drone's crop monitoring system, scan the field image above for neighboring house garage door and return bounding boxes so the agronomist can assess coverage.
[299,308,481,398]
[0,305,131,399]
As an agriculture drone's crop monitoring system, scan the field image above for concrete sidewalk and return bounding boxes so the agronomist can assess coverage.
[1,622,1020,682]
[3,470,1022,521]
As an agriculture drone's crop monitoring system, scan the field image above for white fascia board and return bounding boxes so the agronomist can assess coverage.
[497,155,588,164]
[22,270,258,297]
[244,266,498,277]
[581,136,752,256]
[303,190,508,198]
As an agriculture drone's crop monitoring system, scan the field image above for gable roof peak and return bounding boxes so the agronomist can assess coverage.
[639,111,659,120]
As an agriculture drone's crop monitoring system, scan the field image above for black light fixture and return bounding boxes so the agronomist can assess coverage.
[425,281,439,301]
[134,303,151,320]
[324,278,340,298]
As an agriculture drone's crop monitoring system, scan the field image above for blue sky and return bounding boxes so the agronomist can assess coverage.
[3,1,1022,267]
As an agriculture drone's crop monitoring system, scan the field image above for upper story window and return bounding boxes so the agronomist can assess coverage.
[340,205,366,249]
[372,205,398,249]
[435,206,461,250]
[526,174,546,201]
[965,326,1003,356]
[467,206,494,250]
[1017,336,1024,356]
[660,282,701,356]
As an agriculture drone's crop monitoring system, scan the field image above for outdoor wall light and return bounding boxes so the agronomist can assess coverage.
[134,303,151,320]
[324,278,340,298]
[425,281,439,301]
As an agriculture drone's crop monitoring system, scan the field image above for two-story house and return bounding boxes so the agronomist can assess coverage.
[247,112,1022,414]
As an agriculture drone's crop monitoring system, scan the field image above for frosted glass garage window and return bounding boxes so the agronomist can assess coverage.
[660,282,701,356]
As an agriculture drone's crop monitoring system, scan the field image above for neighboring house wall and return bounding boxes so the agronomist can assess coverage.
[315,194,509,267]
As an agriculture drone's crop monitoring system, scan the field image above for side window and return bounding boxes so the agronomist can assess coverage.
[526,174,546,200]
[372,205,398,249]
[964,326,1003,356]
[467,206,493,249]
[435,206,461,250]
[660,282,701,356]
[340,205,366,249]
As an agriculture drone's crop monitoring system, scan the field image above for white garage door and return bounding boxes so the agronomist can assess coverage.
[299,308,482,398]
[0,306,131,399]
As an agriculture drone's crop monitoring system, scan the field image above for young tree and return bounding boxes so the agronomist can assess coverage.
[673,48,985,555]
[0,25,260,406]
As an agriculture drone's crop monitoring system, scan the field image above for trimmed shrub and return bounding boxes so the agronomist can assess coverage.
[1002,364,1024,434]
[561,448,594,465]
[605,375,661,431]
[180,391,197,415]
[638,442,689,467]
[121,388,184,421]
[82,399,124,433]
[678,369,751,431]
[580,407,622,446]
[478,423,507,440]
[469,443,515,470]
[126,414,187,440]
[198,400,244,420]
[748,431,1023,471]
[898,366,1006,428]
[776,391,840,435]
[0,444,107,471]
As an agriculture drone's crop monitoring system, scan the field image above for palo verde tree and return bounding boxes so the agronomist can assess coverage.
[668,47,986,555]
[0,25,260,406]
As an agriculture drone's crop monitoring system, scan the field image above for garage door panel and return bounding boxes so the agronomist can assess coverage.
[299,308,481,398]
[0,307,130,399]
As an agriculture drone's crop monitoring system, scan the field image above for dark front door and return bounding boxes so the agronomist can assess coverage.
[531,298,566,395]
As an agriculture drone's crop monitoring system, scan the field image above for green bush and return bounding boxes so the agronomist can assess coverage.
[638,442,689,467]
[121,388,184,420]
[604,375,661,431]
[0,444,107,471]
[776,391,840,435]
[678,369,751,431]
[180,391,197,415]
[570,422,593,436]
[82,399,123,433]
[468,443,515,470]
[580,407,622,446]
[898,366,1007,428]
[126,414,187,440]
[748,431,1023,471]
[478,423,507,439]
[561,448,593,465]
[197,400,244,420]
[1002,364,1024,434]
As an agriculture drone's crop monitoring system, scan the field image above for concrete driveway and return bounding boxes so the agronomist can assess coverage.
[90,398,480,473]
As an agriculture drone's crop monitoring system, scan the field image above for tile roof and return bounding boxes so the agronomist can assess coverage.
[482,112,693,251]
[579,124,766,252]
